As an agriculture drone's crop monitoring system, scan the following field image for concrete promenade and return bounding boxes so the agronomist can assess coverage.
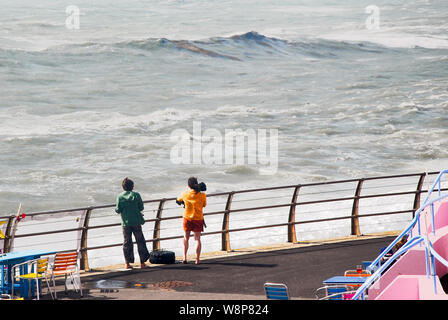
[46,234,396,300]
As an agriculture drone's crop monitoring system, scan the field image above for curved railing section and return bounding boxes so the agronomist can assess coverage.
[353,235,425,300]
[423,169,448,205]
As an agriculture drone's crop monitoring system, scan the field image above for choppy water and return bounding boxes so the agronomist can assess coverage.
[1,0,448,215]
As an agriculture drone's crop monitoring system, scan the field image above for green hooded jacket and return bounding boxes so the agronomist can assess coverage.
[115,191,145,227]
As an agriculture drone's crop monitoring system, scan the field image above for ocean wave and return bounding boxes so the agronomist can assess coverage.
[7,31,396,60]
[133,31,393,58]
[224,165,259,176]
[0,105,299,139]
[15,21,63,29]
[112,31,297,59]
[321,31,448,50]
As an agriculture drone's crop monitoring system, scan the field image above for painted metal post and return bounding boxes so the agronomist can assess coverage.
[351,179,363,236]
[413,173,426,218]
[3,216,15,253]
[288,185,300,243]
[153,199,166,251]
[431,203,436,235]
[222,192,234,252]
[5,216,20,253]
[431,253,437,294]
[79,208,92,271]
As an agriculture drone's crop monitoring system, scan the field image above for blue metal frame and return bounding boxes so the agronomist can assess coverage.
[0,250,55,298]
[353,170,448,300]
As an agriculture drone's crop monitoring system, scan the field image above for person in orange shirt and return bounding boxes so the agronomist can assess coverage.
[176,177,207,264]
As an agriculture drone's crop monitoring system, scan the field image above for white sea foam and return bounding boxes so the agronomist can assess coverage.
[321,30,448,49]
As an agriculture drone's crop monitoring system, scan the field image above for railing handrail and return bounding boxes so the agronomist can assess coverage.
[1,170,445,270]
[428,240,448,273]
[353,231,448,300]
[353,235,425,300]
[423,169,448,205]
[354,189,448,300]
[366,209,421,273]
[0,171,441,220]
[366,170,448,273]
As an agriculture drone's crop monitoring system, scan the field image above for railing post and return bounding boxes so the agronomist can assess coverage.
[153,199,166,251]
[222,192,234,252]
[79,208,92,271]
[288,185,300,243]
[5,212,21,253]
[413,173,426,218]
[3,215,15,253]
[351,179,364,236]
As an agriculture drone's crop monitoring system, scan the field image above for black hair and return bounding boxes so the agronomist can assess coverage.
[122,177,134,191]
[176,177,206,206]
[187,177,207,193]
[188,177,200,193]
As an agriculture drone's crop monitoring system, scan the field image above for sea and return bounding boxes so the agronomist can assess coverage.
[1,0,447,266]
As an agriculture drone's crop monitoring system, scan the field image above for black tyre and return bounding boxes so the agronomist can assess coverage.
[149,250,175,264]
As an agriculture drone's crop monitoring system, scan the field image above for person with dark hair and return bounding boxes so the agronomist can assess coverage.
[115,177,150,269]
[176,177,207,264]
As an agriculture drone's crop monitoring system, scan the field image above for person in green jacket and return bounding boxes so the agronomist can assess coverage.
[115,177,150,269]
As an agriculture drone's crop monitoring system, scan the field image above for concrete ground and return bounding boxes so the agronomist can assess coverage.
[42,234,396,301]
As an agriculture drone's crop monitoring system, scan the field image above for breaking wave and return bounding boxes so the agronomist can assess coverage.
[6,31,395,61]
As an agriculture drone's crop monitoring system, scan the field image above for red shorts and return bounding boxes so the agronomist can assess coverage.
[183,218,204,232]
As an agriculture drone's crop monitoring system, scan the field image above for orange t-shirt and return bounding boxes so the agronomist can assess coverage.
[177,190,207,221]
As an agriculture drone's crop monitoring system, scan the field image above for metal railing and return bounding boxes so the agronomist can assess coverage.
[0,171,445,270]
[353,169,448,300]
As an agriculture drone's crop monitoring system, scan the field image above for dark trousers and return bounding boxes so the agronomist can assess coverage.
[122,225,150,264]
